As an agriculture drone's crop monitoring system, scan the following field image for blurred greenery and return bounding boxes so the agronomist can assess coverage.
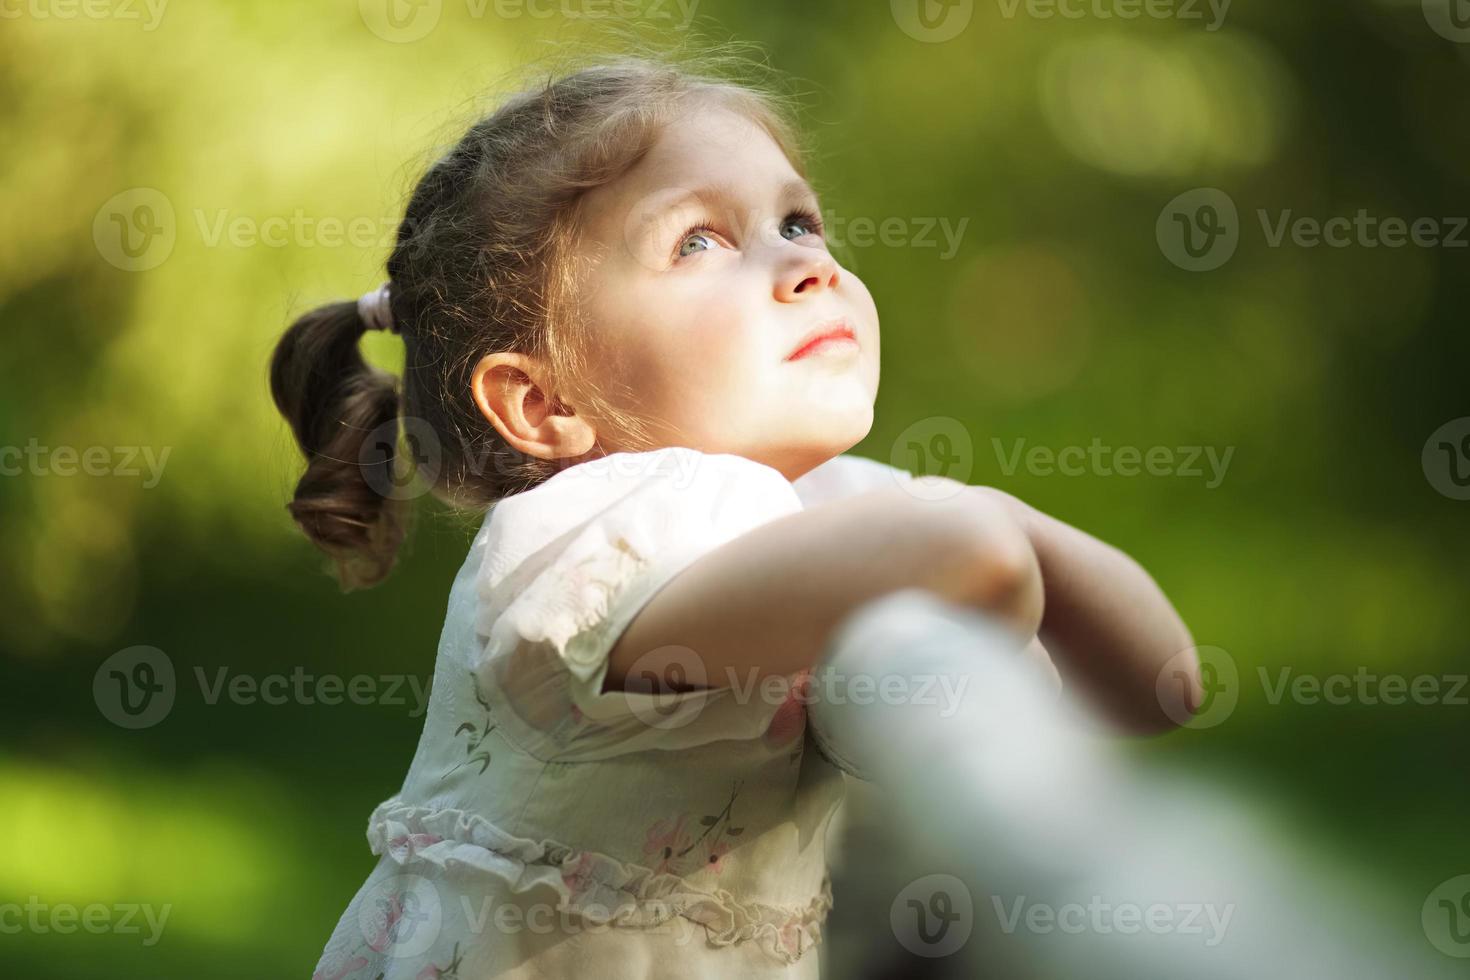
[2,0,1468,976]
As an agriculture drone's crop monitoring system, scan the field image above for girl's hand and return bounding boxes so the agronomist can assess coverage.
[936,486,1045,641]
[968,486,1199,734]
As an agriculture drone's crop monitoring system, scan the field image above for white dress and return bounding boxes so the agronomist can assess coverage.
[309,447,916,980]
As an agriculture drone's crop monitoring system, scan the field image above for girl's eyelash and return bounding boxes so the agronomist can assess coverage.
[788,206,826,237]
[674,207,826,257]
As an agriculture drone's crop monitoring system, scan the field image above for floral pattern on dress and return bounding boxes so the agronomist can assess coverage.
[309,452,904,976]
[417,943,463,979]
[385,832,445,861]
[640,779,746,877]
[312,941,464,980]
[442,671,497,780]
[642,813,694,876]
[778,920,806,959]
[312,954,368,980]
[559,850,601,900]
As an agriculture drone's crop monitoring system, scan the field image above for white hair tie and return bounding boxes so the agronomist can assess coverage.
[357,282,397,334]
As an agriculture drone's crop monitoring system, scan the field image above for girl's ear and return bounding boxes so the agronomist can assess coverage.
[470,352,598,462]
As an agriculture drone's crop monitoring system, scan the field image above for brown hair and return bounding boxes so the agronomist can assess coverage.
[269,46,810,589]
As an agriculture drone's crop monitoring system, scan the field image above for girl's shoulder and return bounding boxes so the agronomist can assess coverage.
[475,446,800,589]
[464,446,809,752]
[471,447,918,569]
[790,450,917,510]
[454,446,918,758]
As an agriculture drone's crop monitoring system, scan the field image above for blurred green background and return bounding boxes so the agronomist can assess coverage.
[3,0,1468,976]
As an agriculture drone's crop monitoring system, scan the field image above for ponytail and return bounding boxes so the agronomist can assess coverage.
[269,299,409,589]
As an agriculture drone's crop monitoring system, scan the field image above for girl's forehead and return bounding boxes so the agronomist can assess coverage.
[645,109,796,187]
[581,111,803,242]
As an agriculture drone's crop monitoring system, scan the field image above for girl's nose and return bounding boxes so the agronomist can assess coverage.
[773,243,840,302]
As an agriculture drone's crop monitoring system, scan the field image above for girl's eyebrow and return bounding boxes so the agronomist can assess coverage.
[640,177,821,240]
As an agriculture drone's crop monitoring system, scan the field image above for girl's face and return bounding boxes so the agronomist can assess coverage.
[573,103,881,482]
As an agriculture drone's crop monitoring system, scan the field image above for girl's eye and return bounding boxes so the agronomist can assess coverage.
[780,207,825,241]
[672,208,826,261]
[675,227,720,259]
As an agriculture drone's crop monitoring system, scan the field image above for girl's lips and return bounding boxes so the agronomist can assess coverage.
[789,335,860,361]
[786,320,859,361]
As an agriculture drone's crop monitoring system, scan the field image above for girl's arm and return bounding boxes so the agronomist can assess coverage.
[975,486,1203,734]
[603,484,1044,695]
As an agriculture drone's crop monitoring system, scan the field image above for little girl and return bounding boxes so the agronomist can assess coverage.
[272,53,1200,980]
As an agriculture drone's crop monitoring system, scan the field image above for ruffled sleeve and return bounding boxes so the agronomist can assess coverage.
[472,447,808,760]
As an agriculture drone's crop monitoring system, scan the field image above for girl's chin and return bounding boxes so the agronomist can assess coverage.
[785,410,877,458]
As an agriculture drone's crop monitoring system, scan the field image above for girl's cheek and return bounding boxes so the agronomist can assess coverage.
[840,268,877,316]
